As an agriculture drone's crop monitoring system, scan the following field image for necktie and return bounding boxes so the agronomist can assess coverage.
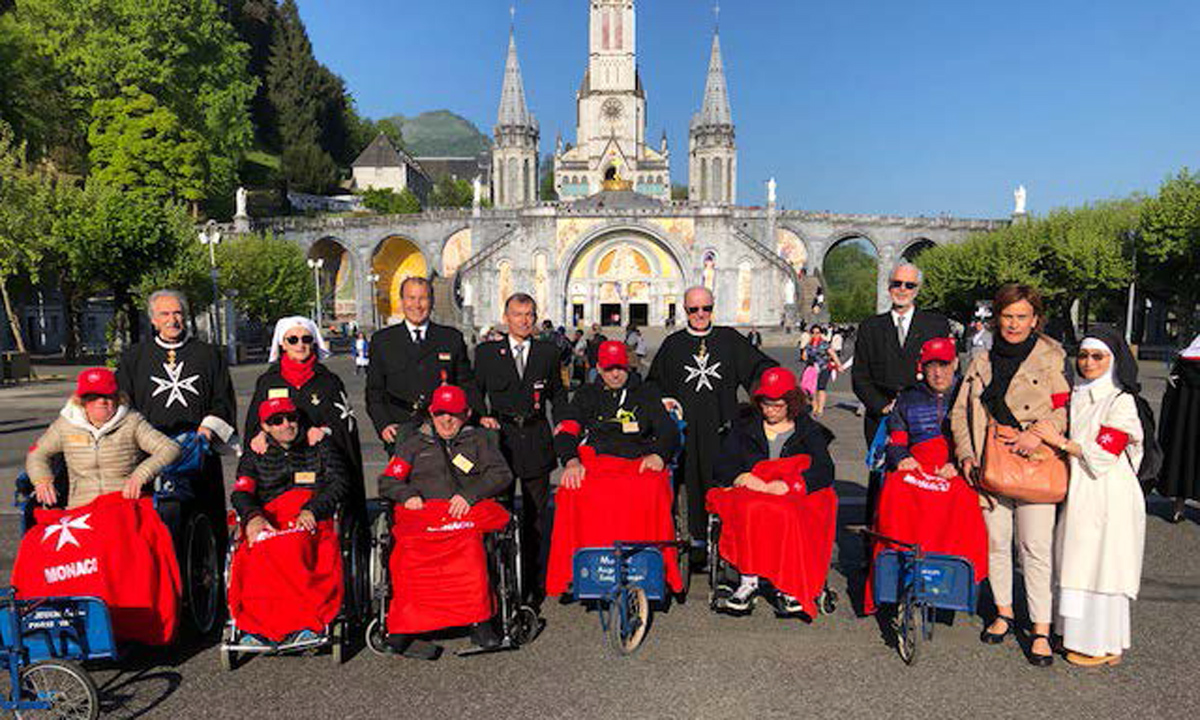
[413,328,423,345]
[896,315,908,346]
[515,343,526,379]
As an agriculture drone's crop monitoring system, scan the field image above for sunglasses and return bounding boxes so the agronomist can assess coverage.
[889,281,920,290]
[264,412,298,427]
[685,305,714,314]
[284,335,314,346]
[1076,351,1109,362]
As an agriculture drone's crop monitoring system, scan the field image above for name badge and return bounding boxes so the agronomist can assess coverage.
[533,380,546,391]
[66,433,91,446]
[294,471,316,485]
[622,421,640,434]
[438,352,452,362]
[268,388,289,400]
[452,454,475,473]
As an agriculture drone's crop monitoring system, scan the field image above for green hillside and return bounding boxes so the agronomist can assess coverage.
[381,110,490,157]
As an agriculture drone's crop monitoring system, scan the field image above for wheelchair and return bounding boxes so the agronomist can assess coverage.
[362,498,542,657]
[218,503,369,670]
[705,512,838,617]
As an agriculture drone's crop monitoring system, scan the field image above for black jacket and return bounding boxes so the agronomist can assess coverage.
[232,435,349,522]
[379,424,513,504]
[851,309,952,416]
[474,337,567,478]
[244,362,364,508]
[365,321,481,436]
[713,411,836,493]
[553,373,678,463]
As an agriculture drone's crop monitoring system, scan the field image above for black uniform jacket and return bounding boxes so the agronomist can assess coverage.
[851,309,952,416]
[553,373,678,463]
[243,362,364,505]
[713,411,836,493]
[365,321,481,437]
[232,434,349,522]
[379,424,513,505]
[474,337,567,478]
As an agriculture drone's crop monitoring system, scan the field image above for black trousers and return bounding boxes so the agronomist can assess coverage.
[500,473,550,605]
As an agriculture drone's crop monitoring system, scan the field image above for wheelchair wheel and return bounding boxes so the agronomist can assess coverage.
[674,484,692,601]
[368,511,391,614]
[365,617,389,657]
[330,620,346,665]
[342,514,371,624]
[16,659,99,720]
[606,586,649,656]
[706,515,723,610]
[819,587,838,616]
[510,605,542,647]
[896,594,920,665]
[185,512,221,636]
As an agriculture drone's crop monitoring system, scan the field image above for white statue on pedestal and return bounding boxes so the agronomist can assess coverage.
[235,186,248,218]
[472,176,482,207]
[767,177,777,205]
[1013,185,1027,215]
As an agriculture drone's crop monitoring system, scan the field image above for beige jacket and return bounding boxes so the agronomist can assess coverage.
[950,334,1071,465]
[27,402,181,509]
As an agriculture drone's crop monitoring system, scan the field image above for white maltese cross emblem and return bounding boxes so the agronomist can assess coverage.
[42,514,93,551]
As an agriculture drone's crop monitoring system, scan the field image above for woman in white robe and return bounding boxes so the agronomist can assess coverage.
[1033,328,1146,666]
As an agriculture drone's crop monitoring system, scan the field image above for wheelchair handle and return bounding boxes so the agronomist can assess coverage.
[858,528,922,557]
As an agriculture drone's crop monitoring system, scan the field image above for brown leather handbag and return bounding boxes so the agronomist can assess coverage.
[980,423,1068,503]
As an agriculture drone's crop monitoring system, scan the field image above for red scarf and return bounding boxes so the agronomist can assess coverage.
[280,354,316,389]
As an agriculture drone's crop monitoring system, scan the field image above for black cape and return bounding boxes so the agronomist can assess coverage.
[1157,358,1200,500]
[116,335,237,440]
[647,326,776,537]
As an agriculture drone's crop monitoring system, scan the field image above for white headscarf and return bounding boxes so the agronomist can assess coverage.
[1073,337,1115,392]
[269,316,330,362]
[1182,333,1200,360]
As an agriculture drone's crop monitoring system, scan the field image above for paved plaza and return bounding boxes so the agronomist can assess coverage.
[0,350,1195,719]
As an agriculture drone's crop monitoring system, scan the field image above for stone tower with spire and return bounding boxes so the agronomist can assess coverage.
[493,29,539,209]
[689,29,736,205]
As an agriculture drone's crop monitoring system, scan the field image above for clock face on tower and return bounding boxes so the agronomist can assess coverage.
[601,98,624,123]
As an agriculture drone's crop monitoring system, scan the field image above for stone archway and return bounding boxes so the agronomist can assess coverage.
[822,234,880,322]
[307,237,358,326]
[562,227,687,329]
[901,237,937,264]
[372,235,428,324]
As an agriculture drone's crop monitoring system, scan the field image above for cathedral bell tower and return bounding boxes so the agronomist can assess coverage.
[493,29,539,209]
[689,30,737,205]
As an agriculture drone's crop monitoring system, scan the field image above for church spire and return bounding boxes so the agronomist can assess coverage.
[496,30,535,131]
[698,31,733,128]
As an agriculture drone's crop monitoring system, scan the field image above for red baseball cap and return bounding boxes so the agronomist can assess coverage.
[597,340,629,370]
[429,384,468,415]
[754,367,797,400]
[258,396,297,423]
[76,367,118,397]
[919,337,957,367]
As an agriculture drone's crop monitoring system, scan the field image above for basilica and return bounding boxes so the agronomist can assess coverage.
[273,0,1006,335]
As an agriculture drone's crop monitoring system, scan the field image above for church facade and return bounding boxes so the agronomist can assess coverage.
[261,1,1010,334]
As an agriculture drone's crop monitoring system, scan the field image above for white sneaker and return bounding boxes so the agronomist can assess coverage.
[776,593,804,615]
[722,578,759,612]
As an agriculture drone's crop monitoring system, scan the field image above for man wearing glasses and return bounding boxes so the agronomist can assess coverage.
[366,277,481,455]
[850,263,951,527]
[648,286,776,547]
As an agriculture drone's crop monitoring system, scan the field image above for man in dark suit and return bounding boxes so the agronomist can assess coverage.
[365,276,481,455]
[851,263,951,525]
[476,293,567,604]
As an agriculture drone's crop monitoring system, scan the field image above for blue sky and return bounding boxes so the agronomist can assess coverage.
[298,0,1200,219]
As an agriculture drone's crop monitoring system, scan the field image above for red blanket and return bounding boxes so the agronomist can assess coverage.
[387,499,509,635]
[545,446,682,597]
[12,493,180,645]
[705,456,838,617]
[865,438,989,614]
[227,489,343,642]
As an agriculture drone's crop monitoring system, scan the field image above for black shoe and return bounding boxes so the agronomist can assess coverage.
[386,634,442,661]
[1028,633,1054,667]
[470,621,502,650]
[981,615,1013,645]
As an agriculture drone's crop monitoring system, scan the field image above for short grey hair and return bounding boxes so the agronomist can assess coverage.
[147,289,190,320]
[684,285,714,302]
[890,262,924,285]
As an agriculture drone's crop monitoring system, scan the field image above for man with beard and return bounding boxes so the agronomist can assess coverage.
[647,286,776,548]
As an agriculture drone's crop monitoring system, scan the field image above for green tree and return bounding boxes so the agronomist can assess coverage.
[88,87,208,213]
[539,156,557,202]
[361,187,421,214]
[823,240,878,322]
[0,15,79,165]
[671,184,689,201]
[1141,169,1200,342]
[0,120,55,351]
[430,176,473,208]
[215,231,313,323]
[10,0,256,212]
